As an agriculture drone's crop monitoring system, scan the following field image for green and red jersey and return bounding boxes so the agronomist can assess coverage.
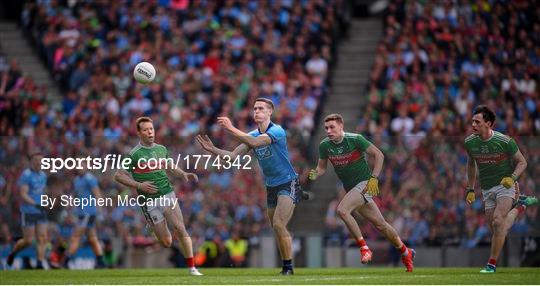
[319,133,372,191]
[464,131,518,190]
[127,143,173,198]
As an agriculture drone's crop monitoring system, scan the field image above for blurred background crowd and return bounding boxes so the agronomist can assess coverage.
[0,0,539,268]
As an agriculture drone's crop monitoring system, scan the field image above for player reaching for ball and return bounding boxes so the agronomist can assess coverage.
[196,97,308,275]
[464,105,538,273]
[114,117,202,276]
[308,114,415,272]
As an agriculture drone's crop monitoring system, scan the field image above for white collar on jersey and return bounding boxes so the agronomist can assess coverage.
[332,131,346,144]
[138,142,156,148]
[481,130,494,142]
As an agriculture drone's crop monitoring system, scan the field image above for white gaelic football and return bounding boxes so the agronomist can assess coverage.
[133,62,156,84]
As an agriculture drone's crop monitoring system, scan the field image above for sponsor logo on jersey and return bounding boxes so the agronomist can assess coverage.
[473,153,508,164]
[329,150,363,167]
[254,145,273,159]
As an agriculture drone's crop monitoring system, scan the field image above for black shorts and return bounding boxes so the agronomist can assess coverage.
[21,210,48,227]
[266,178,302,208]
[77,214,97,228]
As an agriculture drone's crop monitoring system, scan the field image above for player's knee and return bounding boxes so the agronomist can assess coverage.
[71,233,82,241]
[373,221,387,232]
[492,215,503,230]
[272,220,286,232]
[172,224,188,237]
[37,234,47,244]
[160,236,173,248]
[336,207,349,220]
[87,234,98,244]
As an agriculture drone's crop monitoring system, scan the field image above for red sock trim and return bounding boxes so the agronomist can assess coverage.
[488,258,497,266]
[357,238,367,248]
[517,205,526,215]
[399,244,407,254]
[186,257,195,268]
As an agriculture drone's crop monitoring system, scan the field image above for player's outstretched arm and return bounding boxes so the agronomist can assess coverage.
[466,155,477,204]
[196,134,250,157]
[309,158,328,181]
[114,170,157,194]
[166,166,199,183]
[217,117,271,148]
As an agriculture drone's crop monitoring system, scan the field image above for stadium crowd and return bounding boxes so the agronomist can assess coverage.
[0,0,347,267]
[322,0,540,253]
[2,0,539,269]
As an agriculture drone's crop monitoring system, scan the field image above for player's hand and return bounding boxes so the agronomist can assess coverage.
[196,135,215,152]
[465,189,475,205]
[308,169,318,181]
[500,176,515,189]
[217,117,233,131]
[138,181,158,194]
[182,172,199,183]
[365,176,379,196]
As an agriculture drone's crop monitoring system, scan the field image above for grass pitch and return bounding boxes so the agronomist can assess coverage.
[1,267,539,284]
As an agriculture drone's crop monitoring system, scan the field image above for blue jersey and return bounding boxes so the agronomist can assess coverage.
[17,168,47,214]
[248,122,297,187]
[73,172,99,215]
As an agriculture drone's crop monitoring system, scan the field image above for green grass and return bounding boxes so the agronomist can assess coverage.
[2,268,539,284]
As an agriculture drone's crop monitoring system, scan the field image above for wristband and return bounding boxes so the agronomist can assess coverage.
[511,174,518,181]
[370,174,378,179]
[466,188,474,194]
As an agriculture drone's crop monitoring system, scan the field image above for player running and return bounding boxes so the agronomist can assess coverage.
[464,105,538,273]
[196,97,303,275]
[7,153,50,269]
[114,117,203,276]
[64,167,106,269]
[308,114,415,272]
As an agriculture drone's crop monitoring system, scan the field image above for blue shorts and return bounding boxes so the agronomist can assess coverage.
[266,179,302,208]
[77,214,97,228]
[21,210,48,227]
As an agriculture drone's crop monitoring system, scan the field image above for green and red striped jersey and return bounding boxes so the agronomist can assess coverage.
[464,131,518,190]
[319,133,372,191]
[127,143,173,198]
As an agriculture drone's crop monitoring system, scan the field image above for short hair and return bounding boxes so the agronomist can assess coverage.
[254,97,274,110]
[473,105,496,125]
[29,152,43,160]
[324,113,344,124]
[136,117,153,131]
